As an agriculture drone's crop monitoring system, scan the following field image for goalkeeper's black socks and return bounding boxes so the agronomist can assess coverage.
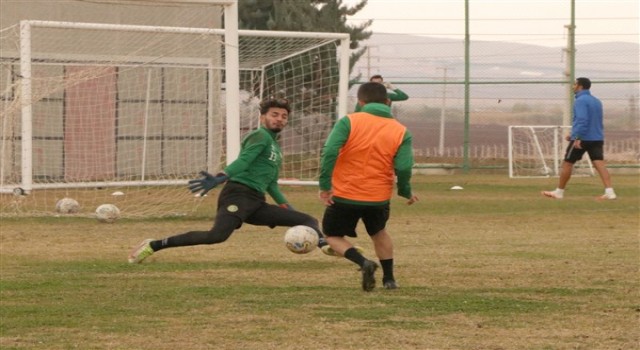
[344,247,366,267]
[380,258,395,284]
[149,240,162,251]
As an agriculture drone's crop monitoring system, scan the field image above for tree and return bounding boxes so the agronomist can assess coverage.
[239,0,371,56]
[238,0,372,96]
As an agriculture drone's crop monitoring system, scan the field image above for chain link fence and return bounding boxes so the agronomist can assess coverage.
[349,9,639,173]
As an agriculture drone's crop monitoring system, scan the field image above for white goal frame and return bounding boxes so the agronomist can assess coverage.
[508,125,594,178]
[0,20,350,195]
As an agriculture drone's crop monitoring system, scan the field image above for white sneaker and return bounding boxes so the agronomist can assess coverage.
[599,193,617,200]
[542,190,563,199]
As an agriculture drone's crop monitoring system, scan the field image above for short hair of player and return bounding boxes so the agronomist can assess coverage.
[576,77,591,90]
[260,97,291,114]
[369,74,383,82]
[357,82,389,104]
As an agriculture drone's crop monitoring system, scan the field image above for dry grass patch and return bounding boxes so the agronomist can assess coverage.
[1,175,638,349]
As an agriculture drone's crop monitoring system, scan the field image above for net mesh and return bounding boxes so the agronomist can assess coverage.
[509,126,594,178]
[0,18,345,218]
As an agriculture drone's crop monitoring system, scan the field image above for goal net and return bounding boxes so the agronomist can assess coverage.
[508,125,594,178]
[0,17,349,218]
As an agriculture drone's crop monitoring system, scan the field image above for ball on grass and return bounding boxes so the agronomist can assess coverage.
[55,197,80,214]
[95,204,120,223]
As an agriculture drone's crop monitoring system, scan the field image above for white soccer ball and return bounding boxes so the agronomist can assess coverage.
[55,197,80,214]
[95,204,120,223]
[284,225,319,254]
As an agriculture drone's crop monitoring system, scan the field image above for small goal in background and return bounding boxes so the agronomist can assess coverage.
[508,125,594,178]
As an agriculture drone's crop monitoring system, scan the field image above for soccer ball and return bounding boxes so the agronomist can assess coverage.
[55,197,80,214]
[284,225,319,254]
[95,204,120,223]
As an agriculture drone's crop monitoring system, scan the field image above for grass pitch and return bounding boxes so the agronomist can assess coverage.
[1,174,638,350]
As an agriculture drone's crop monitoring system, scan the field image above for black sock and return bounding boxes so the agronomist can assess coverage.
[149,240,163,251]
[344,247,366,267]
[380,258,394,283]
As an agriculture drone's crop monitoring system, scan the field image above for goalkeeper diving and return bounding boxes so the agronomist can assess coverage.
[128,97,334,263]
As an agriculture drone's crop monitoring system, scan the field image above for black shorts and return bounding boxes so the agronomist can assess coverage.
[217,181,317,229]
[322,201,390,238]
[564,140,604,163]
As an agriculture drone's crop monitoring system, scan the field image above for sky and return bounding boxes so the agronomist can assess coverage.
[343,0,639,47]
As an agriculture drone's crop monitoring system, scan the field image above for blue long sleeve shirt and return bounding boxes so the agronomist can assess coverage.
[571,90,604,141]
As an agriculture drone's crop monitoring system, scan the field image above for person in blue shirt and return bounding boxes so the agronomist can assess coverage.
[542,77,616,200]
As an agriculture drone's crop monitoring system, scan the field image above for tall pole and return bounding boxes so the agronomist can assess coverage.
[563,0,576,127]
[366,46,371,78]
[364,45,378,78]
[437,67,448,156]
[462,0,470,172]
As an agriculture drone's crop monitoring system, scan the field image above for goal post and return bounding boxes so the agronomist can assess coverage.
[508,125,594,178]
[0,16,350,218]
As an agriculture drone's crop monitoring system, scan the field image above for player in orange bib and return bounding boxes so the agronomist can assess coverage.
[319,82,419,291]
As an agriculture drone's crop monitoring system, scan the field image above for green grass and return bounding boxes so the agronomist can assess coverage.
[1,174,639,349]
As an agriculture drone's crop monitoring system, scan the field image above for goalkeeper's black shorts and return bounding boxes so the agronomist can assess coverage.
[217,181,317,230]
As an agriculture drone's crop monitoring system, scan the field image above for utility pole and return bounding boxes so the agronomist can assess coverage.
[437,67,450,156]
[364,45,379,78]
[366,46,371,77]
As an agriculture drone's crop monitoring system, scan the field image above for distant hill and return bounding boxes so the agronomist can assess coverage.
[350,33,639,101]
[353,33,639,82]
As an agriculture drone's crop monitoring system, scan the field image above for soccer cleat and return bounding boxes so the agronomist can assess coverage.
[598,193,617,200]
[360,260,378,292]
[320,244,337,256]
[128,239,154,264]
[541,190,563,199]
[317,236,329,249]
[320,245,365,257]
[383,280,399,290]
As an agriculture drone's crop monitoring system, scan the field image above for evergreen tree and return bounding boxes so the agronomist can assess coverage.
[237,0,371,106]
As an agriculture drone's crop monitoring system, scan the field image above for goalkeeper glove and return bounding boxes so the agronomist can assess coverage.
[384,82,395,90]
[188,171,228,196]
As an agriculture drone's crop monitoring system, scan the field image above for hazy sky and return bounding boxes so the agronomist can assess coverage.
[344,0,639,47]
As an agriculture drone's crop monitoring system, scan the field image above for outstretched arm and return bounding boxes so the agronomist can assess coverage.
[384,82,409,101]
[188,171,228,196]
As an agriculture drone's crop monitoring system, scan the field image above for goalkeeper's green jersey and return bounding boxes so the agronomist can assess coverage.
[223,126,287,204]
